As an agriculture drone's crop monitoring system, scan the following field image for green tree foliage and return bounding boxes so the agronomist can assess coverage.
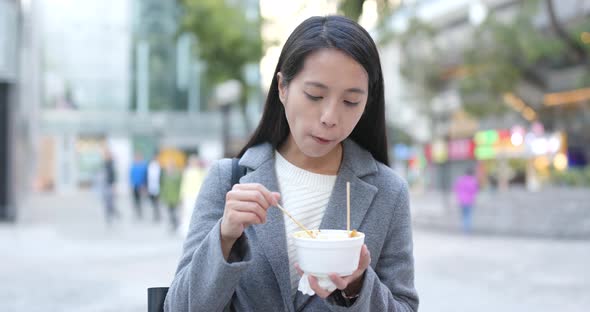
[339,0,365,21]
[384,0,589,120]
[460,0,590,117]
[396,18,450,139]
[398,19,447,95]
[338,0,398,25]
[179,0,262,106]
[459,0,565,117]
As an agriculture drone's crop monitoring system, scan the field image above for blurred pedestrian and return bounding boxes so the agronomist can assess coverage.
[129,152,148,220]
[161,160,182,232]
[454,168,479,233]
[101,147,119,224]
[147,155,162,222]
[179,154,207,236]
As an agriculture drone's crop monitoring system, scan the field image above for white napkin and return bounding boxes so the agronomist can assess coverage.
[298,273,337,296]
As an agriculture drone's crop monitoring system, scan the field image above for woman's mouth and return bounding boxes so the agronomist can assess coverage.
[312,135,332,145]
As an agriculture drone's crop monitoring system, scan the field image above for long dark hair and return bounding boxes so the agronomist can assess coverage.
[238,15,389,165]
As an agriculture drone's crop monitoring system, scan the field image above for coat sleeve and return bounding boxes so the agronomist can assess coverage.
[325,180,419,312]
[164,160,253,312]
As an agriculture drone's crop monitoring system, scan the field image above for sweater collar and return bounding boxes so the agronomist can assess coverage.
[239,138,378,178]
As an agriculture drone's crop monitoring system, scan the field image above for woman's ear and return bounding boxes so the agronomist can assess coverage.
[277,72,288,104]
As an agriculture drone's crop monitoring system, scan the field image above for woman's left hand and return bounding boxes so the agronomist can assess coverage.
[295,244,371,299]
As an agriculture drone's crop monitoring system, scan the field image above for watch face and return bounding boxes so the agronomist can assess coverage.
[339,290,358,307]
[342,288,359,298]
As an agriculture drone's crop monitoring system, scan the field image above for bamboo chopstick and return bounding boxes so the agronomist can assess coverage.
[276,203,316,238]
[346,181,351,233]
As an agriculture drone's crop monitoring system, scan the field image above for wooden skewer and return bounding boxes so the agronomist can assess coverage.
[276,203,316,238]
[346,181,351,233]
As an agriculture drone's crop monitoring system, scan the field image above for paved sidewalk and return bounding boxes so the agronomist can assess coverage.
[0,191,184,312]
[410,187,590,239]
[1,191,589,311]
[414,229,590,312]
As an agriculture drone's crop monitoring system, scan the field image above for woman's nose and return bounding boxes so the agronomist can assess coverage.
[320,102,338,128]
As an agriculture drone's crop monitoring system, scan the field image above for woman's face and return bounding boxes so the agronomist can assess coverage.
[278,48,368,158]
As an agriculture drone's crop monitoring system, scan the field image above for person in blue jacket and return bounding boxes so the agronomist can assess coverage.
[129,152,148,220]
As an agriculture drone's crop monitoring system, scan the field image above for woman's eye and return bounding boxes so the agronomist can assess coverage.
[344,100,360,106]
[304,93,323,101]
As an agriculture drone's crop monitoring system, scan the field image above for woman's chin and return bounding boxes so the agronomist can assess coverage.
[301,142,339,158]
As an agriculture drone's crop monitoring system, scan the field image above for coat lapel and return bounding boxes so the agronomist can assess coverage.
[320,140,378,231]
[237,140,379,311]
[239,149,294,311]
[319,159,378,232]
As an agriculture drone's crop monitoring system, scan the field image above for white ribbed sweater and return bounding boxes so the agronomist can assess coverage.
[274,151,337,294]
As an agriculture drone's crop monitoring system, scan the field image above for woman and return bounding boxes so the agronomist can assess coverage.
[100,147,119,224]
[453,168,479,233]
[147,156,162,222]
[165,16,419,311]
[179,154,207,236]
[161,161,182,232]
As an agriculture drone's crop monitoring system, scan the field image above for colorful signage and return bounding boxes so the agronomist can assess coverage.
[448,139,475,160]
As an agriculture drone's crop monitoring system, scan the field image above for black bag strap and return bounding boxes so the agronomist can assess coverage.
[147,287,169,312]
[231,158,247,187]
[147,159,246,312]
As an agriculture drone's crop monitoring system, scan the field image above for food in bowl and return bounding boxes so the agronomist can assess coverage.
[292,230,365,276]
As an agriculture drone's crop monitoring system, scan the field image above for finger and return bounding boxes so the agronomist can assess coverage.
[308,275,332,299]
[271,192,281,206]
[333,245,371,288]
[234,184,277,206]
[229,192,270,215]
[357,245,371,271]
[328,273,348,290]
[228,190,271,209]
[233,202,267,224]
[294,263,304,276]
[227,211,263,227]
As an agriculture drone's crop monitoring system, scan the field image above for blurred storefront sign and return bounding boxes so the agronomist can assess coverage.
[474,129,528,160]
[431,140,448,164]
[423,127,567,164]
[448,139,475,161]
[418,126,570,192]
[425,139,474,163]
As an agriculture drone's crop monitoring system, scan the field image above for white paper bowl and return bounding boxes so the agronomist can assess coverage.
[292,230,365,276]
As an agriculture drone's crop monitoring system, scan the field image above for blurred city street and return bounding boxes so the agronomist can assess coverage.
[2,0,590,311]
[1,191,588,312]
[0,191,183,312]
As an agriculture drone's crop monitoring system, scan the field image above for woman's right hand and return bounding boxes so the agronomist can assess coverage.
[220,183,280,257]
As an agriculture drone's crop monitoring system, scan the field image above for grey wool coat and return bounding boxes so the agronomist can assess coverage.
[164,139,419,312]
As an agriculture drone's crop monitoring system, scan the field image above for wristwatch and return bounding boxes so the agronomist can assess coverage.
[340,288,360,306]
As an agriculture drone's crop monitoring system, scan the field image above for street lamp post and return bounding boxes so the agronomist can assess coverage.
[136,41,150,114]
[220,103,231,157]
[469,1,488,26]
[214,80,242,157]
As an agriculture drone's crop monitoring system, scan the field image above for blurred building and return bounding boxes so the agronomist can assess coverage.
[27,0,257,195]
[33,0,134,193]
[131,0,180,112]
[0,0,41,222]
[0,0,21,221]
[260,0,339,89]
[379,0,590,190]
